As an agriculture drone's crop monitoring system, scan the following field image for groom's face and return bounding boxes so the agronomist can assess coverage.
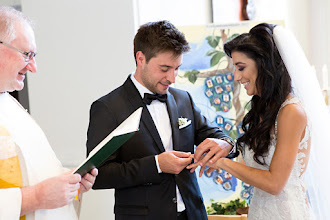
[137,51,182,94]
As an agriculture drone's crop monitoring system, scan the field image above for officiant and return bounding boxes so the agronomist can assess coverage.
[0,6,97,219]
[86,20,238,220]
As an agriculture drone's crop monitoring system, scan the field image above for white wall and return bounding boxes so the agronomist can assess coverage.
[309,0,330,87]
[135,0,213,27]
[21,0,136,168]
[286,0,330,88]
[20,0,136,219]
[285,0,311,65]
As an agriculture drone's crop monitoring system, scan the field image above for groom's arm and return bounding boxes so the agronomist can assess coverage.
[87,100,162,190]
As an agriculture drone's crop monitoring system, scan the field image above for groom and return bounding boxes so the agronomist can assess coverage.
[86,20,237,220]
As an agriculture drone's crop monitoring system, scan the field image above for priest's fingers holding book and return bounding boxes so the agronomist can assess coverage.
[79,168,98,194]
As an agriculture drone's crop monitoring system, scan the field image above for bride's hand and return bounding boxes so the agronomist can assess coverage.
[189,138,232,177]
[186,155,223,177]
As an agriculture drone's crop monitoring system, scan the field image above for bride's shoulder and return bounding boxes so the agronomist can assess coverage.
[277,101,307,128]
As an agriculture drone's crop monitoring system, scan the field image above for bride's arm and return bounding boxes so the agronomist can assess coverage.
[188,103,307,195]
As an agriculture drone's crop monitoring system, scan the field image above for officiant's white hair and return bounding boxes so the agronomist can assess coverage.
[0,6,34,43]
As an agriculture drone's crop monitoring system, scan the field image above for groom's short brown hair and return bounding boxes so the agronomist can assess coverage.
[134,20,190,64]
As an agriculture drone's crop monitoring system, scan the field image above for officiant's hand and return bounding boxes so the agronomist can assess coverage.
[35,172,81,209]
[79,168,98,195]
[158,151,192,174]
[20,172,82,216]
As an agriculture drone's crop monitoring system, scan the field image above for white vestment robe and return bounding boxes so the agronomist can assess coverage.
[0,92,78,220]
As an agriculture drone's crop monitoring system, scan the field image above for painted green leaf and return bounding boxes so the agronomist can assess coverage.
[188,72,197,84]
[210,51,225,66]
[206,36,221,48]
[244,101,251,111]
[226,33,240,42]
[206,49,219,56]
[184,70,199,77]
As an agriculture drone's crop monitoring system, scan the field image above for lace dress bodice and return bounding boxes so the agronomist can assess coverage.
[242,97,313,220]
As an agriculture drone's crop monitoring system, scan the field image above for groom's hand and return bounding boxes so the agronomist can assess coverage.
[158,151,192,174]
[190,138,231,177]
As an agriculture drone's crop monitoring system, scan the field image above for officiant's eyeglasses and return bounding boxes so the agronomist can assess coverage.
[0,40,37,62]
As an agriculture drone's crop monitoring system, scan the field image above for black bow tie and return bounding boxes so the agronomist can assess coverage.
[143,93,167,105]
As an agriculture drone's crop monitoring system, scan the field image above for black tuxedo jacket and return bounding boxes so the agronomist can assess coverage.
[87,76,233,220]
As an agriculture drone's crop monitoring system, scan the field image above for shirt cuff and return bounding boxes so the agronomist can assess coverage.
[154,155,162,173]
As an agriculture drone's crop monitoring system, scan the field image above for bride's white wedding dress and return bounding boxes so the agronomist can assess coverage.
[242,97,313,220]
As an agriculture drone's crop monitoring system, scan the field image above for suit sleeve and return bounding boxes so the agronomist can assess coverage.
[87,101,161,190]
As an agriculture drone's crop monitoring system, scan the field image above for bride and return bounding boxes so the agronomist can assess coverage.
[187,23,330,219]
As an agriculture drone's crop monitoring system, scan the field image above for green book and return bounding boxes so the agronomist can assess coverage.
[73,107,143,176]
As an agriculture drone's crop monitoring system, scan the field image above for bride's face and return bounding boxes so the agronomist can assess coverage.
[231,51,259,96]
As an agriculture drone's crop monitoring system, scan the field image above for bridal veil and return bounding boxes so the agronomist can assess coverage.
[273,25,330,219]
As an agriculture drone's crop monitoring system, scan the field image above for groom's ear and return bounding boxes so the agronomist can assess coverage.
[136,51,146,67]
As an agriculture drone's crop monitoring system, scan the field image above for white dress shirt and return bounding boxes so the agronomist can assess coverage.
[130,73,186,212]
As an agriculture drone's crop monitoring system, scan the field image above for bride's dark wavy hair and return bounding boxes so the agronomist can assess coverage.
[224,23,292,165]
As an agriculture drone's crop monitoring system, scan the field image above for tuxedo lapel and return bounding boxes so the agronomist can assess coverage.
[166,91,180,151]
[123,77,165,153]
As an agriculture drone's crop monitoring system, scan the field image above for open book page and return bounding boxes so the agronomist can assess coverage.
[88,107,142,157]
[72,107,143,175]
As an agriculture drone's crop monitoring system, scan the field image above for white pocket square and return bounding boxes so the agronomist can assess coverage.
[178,117,191,129]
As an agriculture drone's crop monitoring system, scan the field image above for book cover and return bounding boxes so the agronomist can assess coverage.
[73,107,143,176]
